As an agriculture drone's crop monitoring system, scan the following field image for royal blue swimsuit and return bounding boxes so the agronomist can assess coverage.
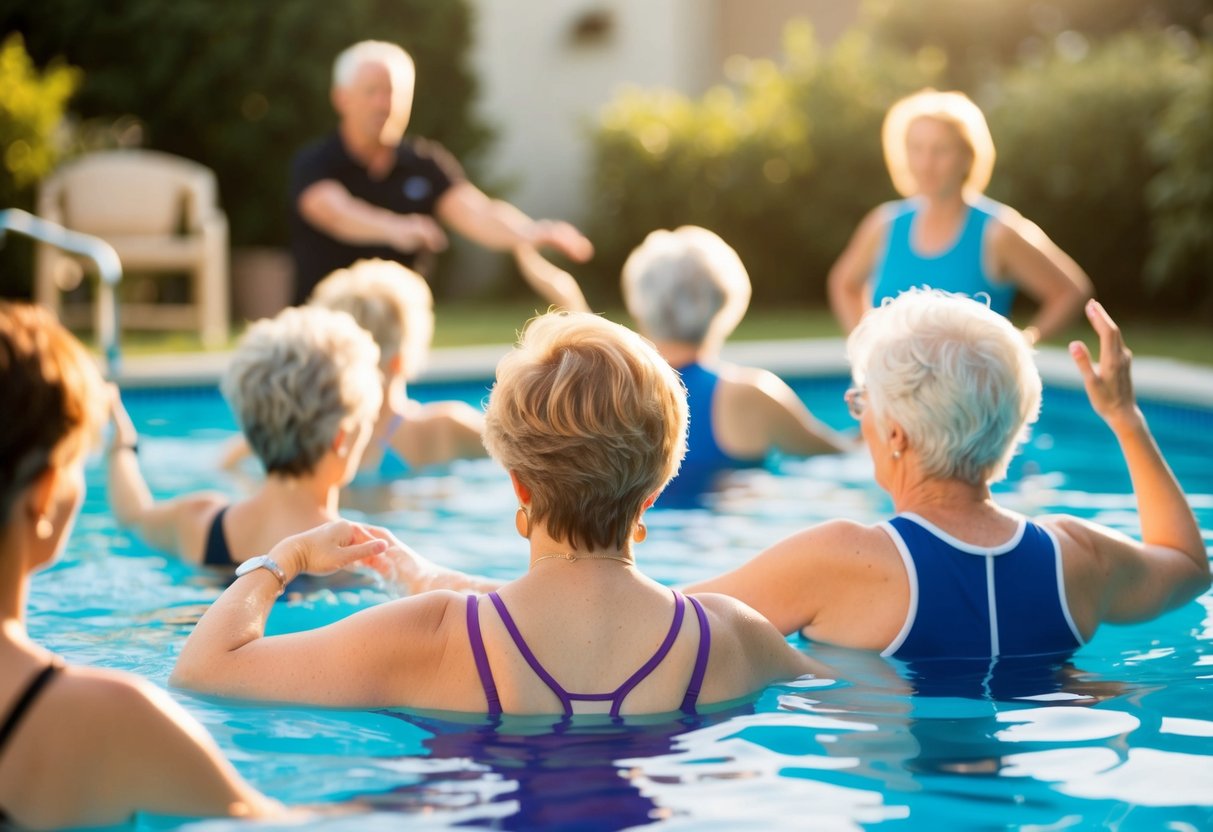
[467,590,712,717]
[881,513,1084,661]
[871,197,1015,317]
[660,363,763,506]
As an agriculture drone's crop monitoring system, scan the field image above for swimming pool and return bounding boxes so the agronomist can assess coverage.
[30,374,1213,830]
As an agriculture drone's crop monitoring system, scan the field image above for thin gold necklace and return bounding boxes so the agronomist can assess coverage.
[531,551,634,568]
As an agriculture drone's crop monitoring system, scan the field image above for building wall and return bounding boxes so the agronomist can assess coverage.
[455,1,858,292]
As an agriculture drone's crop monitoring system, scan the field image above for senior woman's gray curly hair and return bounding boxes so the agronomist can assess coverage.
[621,226,751,348]
[221,306,382,476]
[847,288,1042,485]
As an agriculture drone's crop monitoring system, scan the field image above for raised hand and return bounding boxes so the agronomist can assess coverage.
[1068,299,1138,429]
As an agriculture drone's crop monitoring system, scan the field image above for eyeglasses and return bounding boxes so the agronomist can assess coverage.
[844,386,867,420]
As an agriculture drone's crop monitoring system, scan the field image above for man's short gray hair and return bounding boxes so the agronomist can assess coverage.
[221,306,382,476]
[621,226,751,347]
[847,288,1042,485]
[332,40,415,90]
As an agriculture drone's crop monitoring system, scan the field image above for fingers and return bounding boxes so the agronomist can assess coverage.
[1069,339,1095,384]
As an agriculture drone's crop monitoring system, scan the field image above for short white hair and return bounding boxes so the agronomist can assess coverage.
[846,288,1041,485]
[221,306,383,476]
[332,40,415,90]
[621,226,751,347]
[310,258,434,378]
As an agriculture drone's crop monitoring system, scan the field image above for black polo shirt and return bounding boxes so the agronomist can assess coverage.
[289,133,464,304]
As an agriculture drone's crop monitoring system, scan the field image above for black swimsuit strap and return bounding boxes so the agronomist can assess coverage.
[0,662,62,755]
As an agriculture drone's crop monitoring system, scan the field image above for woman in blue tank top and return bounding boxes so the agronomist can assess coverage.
[688,289,1208,667]
[828,89,1091,344]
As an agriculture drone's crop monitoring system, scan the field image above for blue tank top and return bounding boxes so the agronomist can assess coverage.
[881,513,1084,661]
[659,363,762,507]
[871,198,1014,317]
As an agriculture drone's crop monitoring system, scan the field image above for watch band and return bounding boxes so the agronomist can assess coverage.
[234,555,287,592]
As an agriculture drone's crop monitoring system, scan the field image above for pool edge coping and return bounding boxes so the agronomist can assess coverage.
[114,339,1213,408]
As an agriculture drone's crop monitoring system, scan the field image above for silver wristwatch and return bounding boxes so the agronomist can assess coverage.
[234,554,287,591]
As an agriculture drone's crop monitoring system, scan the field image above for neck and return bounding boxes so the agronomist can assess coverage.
[338,122,394,169]
[259,472,341,519]
[917,190,968,214]
[526,527,635,571]
[651,340,711,371]
[891,474,994,518]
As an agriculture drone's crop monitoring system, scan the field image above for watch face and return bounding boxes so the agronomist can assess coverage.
[236,555,269,576]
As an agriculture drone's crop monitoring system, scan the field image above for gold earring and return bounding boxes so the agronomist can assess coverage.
[633,522,647,544]
[35,515,54,540]
[892,450,902,460]
[515,506,531,540]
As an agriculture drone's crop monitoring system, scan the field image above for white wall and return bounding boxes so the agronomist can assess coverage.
[467,0,716,225]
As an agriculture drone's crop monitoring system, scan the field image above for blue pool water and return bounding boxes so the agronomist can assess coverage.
[29,377,1213,830]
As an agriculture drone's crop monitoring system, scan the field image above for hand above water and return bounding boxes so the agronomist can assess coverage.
[1069,299,1141,432]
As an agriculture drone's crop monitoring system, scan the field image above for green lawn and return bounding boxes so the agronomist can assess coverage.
[108,301,1212,367]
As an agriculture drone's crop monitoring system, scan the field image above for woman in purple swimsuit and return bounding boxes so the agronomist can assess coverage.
[0,303,278,827]
[172,311,819,715]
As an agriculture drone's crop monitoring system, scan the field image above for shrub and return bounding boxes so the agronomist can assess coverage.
[986,32,1201,316]
[1145,47,1213,320]
[586,23,937,309]
[0,33,79,297]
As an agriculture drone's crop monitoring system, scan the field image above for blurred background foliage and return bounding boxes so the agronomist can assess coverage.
[1,0,1211,321]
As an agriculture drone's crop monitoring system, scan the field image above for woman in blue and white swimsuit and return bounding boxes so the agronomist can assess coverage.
[828,88,1092,345]
[689,289,1209,668]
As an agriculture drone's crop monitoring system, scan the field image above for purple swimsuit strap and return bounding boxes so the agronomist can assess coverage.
[487,589,697,718]
[679,595,711,715]
[466,595,501,716]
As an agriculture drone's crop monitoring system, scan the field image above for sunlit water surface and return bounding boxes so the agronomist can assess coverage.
[29,378,1213,830]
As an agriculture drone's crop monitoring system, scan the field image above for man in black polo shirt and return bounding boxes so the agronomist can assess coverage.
[290,40,592,306]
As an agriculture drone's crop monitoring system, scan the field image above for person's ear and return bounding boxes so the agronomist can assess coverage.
[388,352,406,379]
[508,470,532,505]
[25,464,62,540]
[888,421,909,457]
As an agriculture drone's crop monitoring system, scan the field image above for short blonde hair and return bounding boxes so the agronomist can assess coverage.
[846,288,1041,485]
[882,88,996,198]
[621,226,751,348]
[310,259,434,377]
[221,307,382,476]
[483,312,688,550]
[0,302,105,523]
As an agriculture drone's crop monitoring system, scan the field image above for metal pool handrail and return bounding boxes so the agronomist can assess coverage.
[0,207,123,376]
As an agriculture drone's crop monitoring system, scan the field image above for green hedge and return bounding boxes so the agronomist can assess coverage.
[586,24,937,310]
[0,33,79,296]
[586,25,1213,320]
[3,0,490,249]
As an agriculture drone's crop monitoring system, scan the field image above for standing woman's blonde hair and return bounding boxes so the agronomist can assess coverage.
[882,89,996,199]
